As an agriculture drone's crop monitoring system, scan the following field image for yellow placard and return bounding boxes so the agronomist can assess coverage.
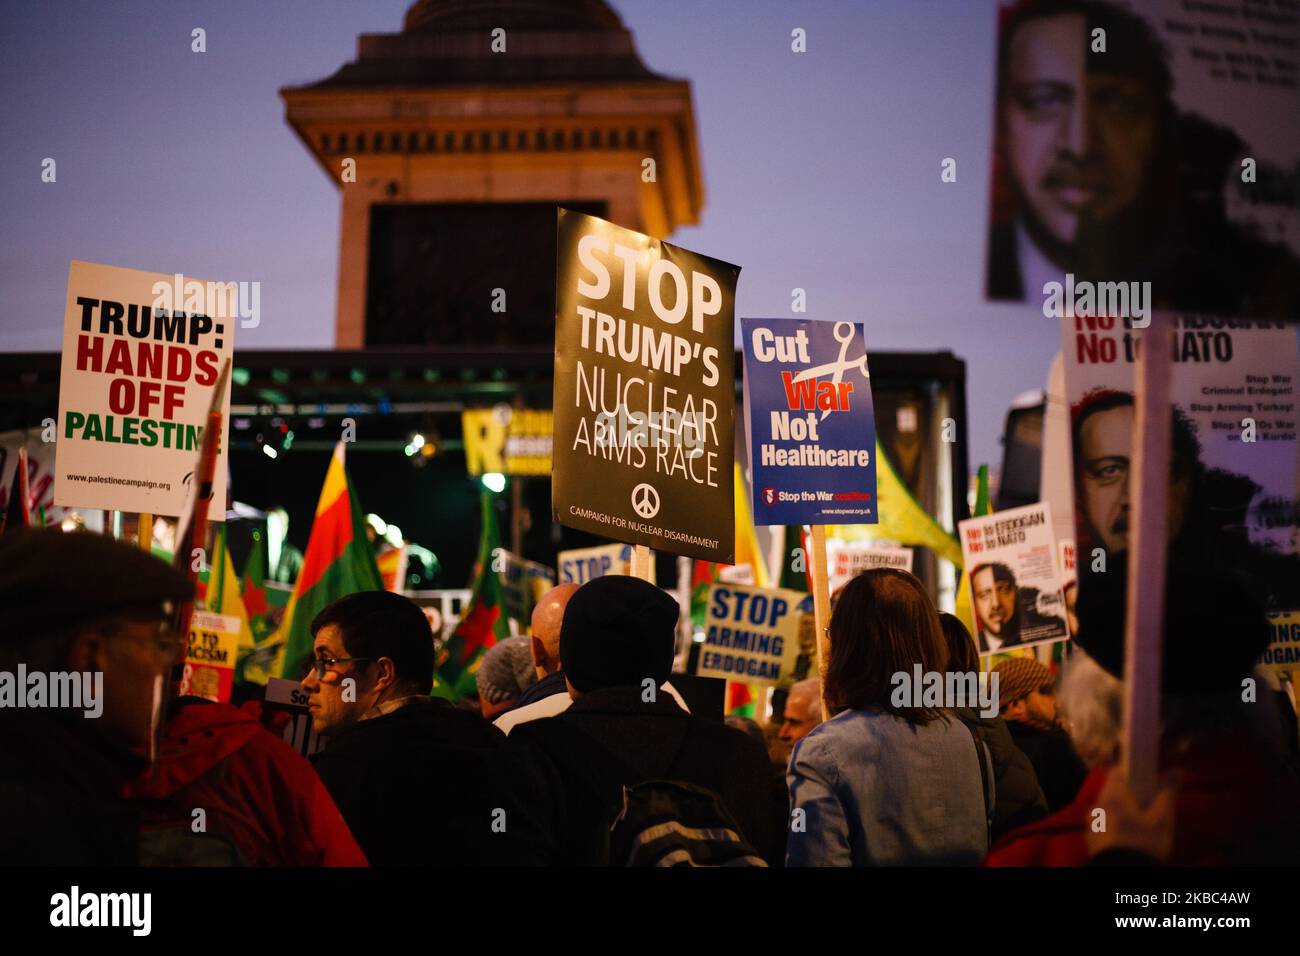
[462,408,552,477]
[1260,610,1300,675]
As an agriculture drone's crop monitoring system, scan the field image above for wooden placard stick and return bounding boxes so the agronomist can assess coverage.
[632,544,655,584]
[1121,314,1173,807]
[809,524,832,720]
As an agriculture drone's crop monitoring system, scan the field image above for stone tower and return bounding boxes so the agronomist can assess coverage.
[281,0,704,348]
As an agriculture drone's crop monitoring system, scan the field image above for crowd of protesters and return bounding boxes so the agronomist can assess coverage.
[2,526,1297,866]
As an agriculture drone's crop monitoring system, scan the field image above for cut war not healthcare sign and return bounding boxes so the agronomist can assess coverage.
[55,261,234,518]
[553,209,738,564]
[695,582,802,686]
[742,319,877,526]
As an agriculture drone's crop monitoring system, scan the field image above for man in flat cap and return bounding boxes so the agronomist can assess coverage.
[505,575,785,864]
[0,528,193,864]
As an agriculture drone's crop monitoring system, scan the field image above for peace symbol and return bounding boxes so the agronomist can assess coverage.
[631,483,660,519]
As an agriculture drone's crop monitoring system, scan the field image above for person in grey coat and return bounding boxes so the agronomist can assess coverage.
[939,612,1048,840]
[786,570,991,866]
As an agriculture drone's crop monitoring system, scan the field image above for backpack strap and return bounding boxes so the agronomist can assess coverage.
[661,715,704,780]
[962,717,994,848]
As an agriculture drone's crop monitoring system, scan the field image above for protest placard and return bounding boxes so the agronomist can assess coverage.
[742,318,878,525]
[741,317,879,715]
[0,428,66,526]
[1062,315,1300,611]
[556,542,633,585]
[695,582,803,688]
[496,548,556,628]
[54,261,234,518]
[826,539,913,595]
[552,209,738,564]
[959,502,1070,655]
[1058,538,1079,637]
[1259,610,1300,675]
[984,0,1300,320]
[179,609,240,703]
[462,407,554,477]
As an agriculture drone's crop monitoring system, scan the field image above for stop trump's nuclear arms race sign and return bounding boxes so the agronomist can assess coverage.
[552,209,739,563]
[54,260,235,518]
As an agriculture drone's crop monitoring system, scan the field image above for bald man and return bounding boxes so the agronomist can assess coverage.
[494,581,690,735]
[493,584,579,734]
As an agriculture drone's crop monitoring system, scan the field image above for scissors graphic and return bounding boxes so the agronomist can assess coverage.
[791,322,870,421]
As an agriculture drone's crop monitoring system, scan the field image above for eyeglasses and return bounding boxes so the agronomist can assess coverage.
[106,620,186,660]
[308,656,371,682]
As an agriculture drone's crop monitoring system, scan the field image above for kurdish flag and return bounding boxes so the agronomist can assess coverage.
[272,442,383,681]
[435,492,509,697]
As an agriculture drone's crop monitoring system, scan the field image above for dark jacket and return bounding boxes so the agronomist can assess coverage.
[989,730,1300,866]
[126,698,367,866]
[1005,721,1088,813]
[311,696,514,865]
[0,711,143,865]
[513,669,567,710]
[956,708,1047,840]
[506,685,786,865]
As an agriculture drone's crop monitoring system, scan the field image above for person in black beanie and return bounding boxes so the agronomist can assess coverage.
[504,575,786,864]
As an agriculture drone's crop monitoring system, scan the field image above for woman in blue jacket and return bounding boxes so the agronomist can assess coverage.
[786,569,991,866]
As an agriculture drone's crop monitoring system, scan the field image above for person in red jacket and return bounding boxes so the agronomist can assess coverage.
[126,697,367,866]
[987,562,1300,867]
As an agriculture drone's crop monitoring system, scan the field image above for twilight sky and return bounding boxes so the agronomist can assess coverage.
[0,0,1058,468]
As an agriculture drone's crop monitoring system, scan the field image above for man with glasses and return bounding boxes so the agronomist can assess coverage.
[0,528,195,864]
[302,590,519,865]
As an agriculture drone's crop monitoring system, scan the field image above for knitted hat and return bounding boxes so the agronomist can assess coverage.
[992,657,1053,709]
[475,636,537,704]
[560,575,677,693]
